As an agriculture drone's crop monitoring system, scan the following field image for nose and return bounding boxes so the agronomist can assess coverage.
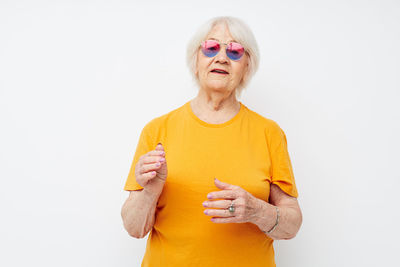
[215,45,229,64]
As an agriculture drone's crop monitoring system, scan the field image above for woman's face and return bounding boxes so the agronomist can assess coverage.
[196,23,249,95]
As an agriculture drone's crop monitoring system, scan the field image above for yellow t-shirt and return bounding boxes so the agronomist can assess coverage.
[124,100,299,267]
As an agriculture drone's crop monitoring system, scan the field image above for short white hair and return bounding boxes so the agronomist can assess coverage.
[186,16,260,99]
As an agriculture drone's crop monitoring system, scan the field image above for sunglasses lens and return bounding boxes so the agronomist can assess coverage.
[227,42,244,60]
[201,40,220,57]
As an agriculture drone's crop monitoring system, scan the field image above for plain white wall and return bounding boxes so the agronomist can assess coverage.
[1,0,399,266]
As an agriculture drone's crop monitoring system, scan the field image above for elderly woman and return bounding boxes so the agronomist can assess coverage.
[121,16,302,266]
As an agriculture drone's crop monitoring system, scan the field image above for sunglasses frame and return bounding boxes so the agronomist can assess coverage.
[200,39,246,61]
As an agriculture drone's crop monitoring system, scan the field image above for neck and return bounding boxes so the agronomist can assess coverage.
[192,88,239,112]
[190,88,241,124]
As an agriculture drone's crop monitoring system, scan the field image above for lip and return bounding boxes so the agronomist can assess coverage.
[210,68,229,75]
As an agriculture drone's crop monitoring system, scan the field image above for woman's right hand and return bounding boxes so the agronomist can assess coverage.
[135,143,168,194]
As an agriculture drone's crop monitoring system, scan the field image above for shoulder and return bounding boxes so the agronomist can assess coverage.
[141,102,186,133]
[243,104,283,134]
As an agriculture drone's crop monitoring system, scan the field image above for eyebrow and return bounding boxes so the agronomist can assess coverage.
[208,37,237,43]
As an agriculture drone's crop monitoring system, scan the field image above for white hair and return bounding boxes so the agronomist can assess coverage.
[186,16,260,99]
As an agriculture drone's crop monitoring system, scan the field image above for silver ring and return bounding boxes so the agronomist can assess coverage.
[228,201,235,213]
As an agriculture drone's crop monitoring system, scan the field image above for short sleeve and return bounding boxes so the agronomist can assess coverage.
[123,123,154,191]
[267,122,299,198]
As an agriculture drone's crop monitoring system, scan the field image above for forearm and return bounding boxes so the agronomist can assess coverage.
[121,188,162,238]
[251,198,302,240]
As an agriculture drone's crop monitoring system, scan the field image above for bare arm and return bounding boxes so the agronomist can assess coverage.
[252,184,303,240]
[121,143,167,238]
[121,186,163,238]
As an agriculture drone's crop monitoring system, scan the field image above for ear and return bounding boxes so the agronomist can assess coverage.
[194,54,199,76]
[241,62,249,85]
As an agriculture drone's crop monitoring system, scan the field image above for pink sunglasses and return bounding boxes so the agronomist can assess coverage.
[200,39,245,61]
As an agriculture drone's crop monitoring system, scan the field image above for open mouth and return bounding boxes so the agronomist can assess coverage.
[210,69,229,75]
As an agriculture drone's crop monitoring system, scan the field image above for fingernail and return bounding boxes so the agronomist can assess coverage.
[207,194,212,199]
[157,142,162,146]
[202,202,208,207]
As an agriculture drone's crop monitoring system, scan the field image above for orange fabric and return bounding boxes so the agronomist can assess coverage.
[124,100,299,267]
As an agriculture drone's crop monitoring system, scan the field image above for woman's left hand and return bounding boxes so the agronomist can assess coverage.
[203,177,263,224]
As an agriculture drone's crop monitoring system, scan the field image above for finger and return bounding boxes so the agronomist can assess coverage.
[214,177,237,190]
[207,190,237,200]
[211,217,237,223]
[141,155,166,164]
[155,142,165,151]
[204,208,235,218]
[140,161,163,174]
[141,170,157,180]
[202,199,231,208]
[147,149,165,157]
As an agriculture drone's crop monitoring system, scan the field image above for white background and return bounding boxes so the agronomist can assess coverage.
[1,0,399,266]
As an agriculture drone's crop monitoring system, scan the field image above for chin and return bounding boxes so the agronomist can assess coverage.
[206,81,229,90]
